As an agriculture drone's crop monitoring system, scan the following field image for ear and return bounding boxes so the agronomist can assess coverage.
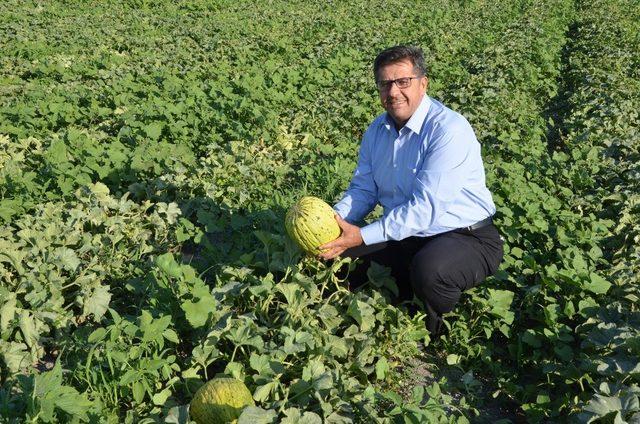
[422,76,429,91]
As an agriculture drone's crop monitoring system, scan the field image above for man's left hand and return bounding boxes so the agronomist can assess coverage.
[318,214,364,260]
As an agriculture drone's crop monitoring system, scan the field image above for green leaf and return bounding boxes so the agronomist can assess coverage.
[156,253,182,279]
[544,303,560,325]
[277,283,303,306]
[536,393,550,404]
[0,247,26,275]
[53,386,91,419]
[486,289,514,324]
[46,139,68,164]
[446,354,460,365]
[382,390,403,405]
[347,298,375,331]
[367,261,398,296]
[311,373,332,391]
[33,362,91,421]
[578,297,598,316]
[133,381,146,404]
[18,310,38,349]
[152,388,172,406]
[181,295,216,328]
[35,361,63,397]
[584,394,623,416]
[253,381,278,402]
[238,406,277,424]
[165,405,190,424]
[145,122,164,140]
[249,353,282,376]
[571,253,588,272]
[554,344,573,362]
[224,361,245,381]
[83,285,111,320]
[522,330,541,348]
[55,247,80,272]
[196,209,222,232]
[406,328,429,341]
[510,247,524,258]
[89,182,111,200]
[0,341,30,373]
[375,356,389,380]
[411,386,425,404]
[88,328,107,343]
[563,300,576,318]
[584,273,611,294]
[157,202,181,224]
[163,329,180,344]
[0,293,17,337]
[302,358,325,381]
[281,408,323,424]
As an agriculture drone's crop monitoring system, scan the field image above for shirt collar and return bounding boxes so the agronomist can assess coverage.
[381,95,431,135]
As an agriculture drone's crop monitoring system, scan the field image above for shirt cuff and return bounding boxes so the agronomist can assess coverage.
[332,204,348,220]
[360,220,385,245]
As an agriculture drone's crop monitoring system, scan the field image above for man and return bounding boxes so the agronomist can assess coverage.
[319,45,503,335]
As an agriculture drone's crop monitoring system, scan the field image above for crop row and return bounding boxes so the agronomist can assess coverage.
[436,0,640,420]
[426,0,605,418]
[553,0,640,421]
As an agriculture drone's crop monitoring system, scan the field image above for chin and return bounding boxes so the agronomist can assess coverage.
[389,112,409,124]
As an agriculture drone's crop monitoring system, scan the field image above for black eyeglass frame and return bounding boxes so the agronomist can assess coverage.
[376,75,424,91]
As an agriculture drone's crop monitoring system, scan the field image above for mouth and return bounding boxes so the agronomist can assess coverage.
[386,99,406,108]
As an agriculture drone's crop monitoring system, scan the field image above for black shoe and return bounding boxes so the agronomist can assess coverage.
[423,301,445,336]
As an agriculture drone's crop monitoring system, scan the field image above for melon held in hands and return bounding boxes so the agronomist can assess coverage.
[189,377,254,424]
[285,196,341,255]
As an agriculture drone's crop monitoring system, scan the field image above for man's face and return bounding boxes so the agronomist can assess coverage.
[376,59,428,127]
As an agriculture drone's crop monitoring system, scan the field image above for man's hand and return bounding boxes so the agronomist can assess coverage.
[318,214,364,260]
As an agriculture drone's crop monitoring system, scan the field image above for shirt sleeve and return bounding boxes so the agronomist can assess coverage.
[333,127,378,224]
[360,117,474,245]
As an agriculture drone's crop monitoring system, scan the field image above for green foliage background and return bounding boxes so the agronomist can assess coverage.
[0,0,638,422]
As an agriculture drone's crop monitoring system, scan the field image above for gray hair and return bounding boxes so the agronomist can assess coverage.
[373,45,427,81]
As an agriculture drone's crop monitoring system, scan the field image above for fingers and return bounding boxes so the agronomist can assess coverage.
[318,236,346,260]
[318,239,339,251]
[319,246,345,260]
[317,215,360,260]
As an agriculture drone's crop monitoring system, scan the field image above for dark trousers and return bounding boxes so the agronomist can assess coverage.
[342,224,504,334]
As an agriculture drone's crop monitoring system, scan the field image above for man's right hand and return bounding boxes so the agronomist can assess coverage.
[318,214,364,260]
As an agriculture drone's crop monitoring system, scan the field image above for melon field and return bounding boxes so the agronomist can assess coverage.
[1,0,639,422]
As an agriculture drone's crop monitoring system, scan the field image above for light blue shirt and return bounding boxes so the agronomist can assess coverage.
[334,95,496,245]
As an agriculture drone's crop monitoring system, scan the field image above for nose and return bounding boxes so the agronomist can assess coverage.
[387,81,401,96]
[384,82,402,101]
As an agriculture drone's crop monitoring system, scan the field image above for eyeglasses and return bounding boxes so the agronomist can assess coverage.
[376,76,422,91]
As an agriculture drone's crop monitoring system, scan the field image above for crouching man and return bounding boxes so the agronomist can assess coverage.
[319,45,503,335]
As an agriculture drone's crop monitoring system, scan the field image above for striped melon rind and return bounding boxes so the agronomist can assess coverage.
[285,196,341,255]
[189,377,254,424]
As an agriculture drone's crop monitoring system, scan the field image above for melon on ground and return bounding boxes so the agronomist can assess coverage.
[189,377,254,424]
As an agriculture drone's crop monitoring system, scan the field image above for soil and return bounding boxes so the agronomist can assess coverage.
[397,345,528,423]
